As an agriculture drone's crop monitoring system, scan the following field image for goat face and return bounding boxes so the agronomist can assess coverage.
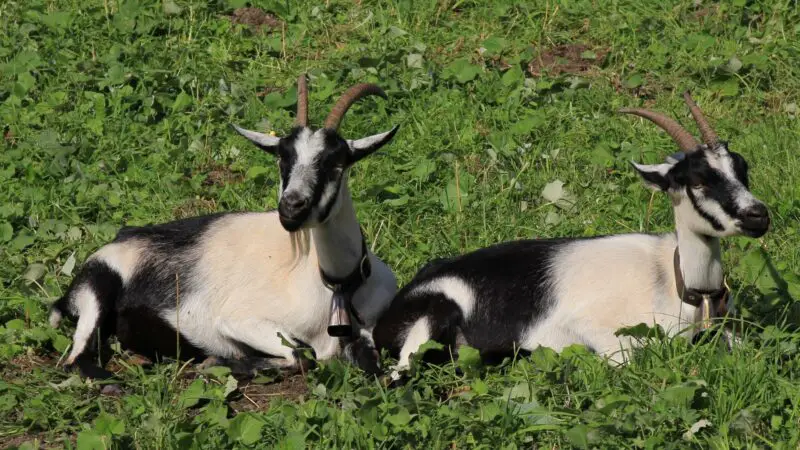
[623,92,769,239]
[232,77,398,232]
[633,144,769,238]
[274,126,398,231]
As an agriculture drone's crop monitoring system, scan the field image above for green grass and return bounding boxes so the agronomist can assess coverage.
[2,0,800,447]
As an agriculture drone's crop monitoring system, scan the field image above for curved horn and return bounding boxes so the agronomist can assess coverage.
[324,84,387,130]
[295,74,309,127]
[619,108,700,153]
[683,91,719,147]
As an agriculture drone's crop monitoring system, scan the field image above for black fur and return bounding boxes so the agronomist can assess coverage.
[55,260,123,379]
[56,213,232,378]
[374,238,570,364]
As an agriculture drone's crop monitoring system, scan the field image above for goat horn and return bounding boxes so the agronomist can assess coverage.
[295,74,309,127]
[324,84,387,130]
[683,91,719,147]
[619,108,700,153]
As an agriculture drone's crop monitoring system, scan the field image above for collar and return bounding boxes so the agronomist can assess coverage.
[673,247,729,327]
[320,231,371,337]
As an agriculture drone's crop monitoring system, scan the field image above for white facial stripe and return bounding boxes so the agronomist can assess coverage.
[285,129,326,197]
[705,151,758,210]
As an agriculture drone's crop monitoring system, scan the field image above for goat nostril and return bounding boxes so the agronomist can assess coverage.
[745,204,768,220]
[285,196,308,210]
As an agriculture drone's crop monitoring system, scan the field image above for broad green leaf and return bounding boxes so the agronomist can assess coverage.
[501,64,524,87]
[406,53,423,69]
[471,379,488,395]
[227,413,264,445]
[11,233,35,251]
[94,412,125,436]
[439,170,475,213]
[178,379,206,408]
[223,375,238,398]
[659,384,697,406]
[61,252,76,276]
[163,0,182,15]
[23,263,47,282]
[201,365,231,380]
[52,334,71,353]
[0,222,12,242]
[505,382,534,402]
[76,431,107,450]
[246,166,271,180]
[386,406,412,428]
[457,345,481,371]
[624,73,644,89]
[564,424,590,448]
[443,58,481,84]
[172,91,193,112]
[481,36,507,56]
[5,319,25,330]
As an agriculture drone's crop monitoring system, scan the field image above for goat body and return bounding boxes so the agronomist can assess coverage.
[51,77,399,377]
[53,209,396,377]
[374,233,696,368]
[374,93,770,372]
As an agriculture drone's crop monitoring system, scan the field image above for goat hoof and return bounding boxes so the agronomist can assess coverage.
[197,356,222,371]
[100,384,124,396]
[65,360,115,380]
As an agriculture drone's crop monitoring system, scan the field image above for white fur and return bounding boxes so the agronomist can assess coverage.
[522,234,697,362]
[90,241,144,283]
[410,276,477,318]
[66,286,100,365]
[154,192,397,365]
[396,317,431,370]
[285,129,326,199]
[49,309,62,328]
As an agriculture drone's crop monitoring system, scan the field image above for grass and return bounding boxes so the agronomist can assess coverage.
[1,0,800,447]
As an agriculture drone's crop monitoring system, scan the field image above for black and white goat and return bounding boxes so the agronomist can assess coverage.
[373,93,770,374]
[50,76,399,378]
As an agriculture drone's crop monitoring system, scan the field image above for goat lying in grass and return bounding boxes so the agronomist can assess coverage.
[51,76,399,378]
[373,93,769,375]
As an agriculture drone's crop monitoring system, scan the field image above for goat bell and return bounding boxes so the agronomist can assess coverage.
[327,293,354,337]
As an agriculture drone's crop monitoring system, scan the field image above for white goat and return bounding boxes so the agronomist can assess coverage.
[373,93,769,373]
[50,76,399,378]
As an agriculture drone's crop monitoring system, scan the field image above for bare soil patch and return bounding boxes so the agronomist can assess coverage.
[229,7,282,33]
[528,44,608,77]
[230,374,308,412]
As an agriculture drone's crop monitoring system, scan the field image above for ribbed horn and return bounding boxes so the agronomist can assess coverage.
[619,108,700,153]
[324,84,387,130]
[683,91,719,147]
[295,74,309,127]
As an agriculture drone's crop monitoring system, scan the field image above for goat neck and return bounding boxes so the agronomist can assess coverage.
[673,205,723,292]
[311,183,366,279]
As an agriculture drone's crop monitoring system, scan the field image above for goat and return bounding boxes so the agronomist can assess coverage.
[50,76,399,378]
[373,93,770,375]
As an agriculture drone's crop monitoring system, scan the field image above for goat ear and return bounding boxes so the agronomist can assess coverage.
[347,125,399,163]
[231,124,280,155]
[631,161,673,191]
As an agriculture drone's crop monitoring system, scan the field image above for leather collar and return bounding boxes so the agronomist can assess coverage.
[673,247,729,315]
[320,232,371,332]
